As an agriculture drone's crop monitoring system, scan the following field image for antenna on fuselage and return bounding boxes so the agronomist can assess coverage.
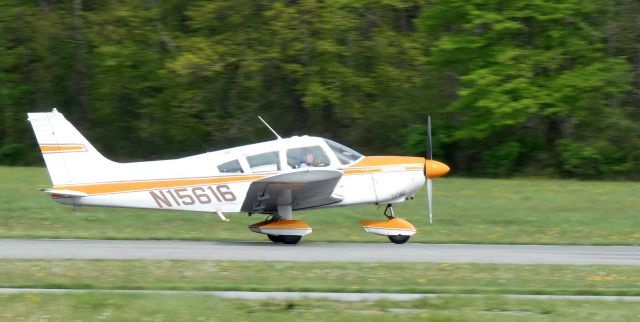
[258,116,282,140]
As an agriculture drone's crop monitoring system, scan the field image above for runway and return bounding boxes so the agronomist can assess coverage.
[1,239,639,265]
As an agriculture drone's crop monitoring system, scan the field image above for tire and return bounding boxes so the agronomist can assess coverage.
[388,235,410,244]
[279,235,302,245]
[267,234,282,243]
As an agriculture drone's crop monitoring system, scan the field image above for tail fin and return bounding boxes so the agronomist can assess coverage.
[27,109,113,186]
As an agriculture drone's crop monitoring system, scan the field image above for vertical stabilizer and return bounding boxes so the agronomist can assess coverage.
[27,109,113,186]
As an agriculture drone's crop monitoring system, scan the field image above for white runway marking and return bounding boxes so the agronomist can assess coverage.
[1,288,639,302]
[1,239,639,265]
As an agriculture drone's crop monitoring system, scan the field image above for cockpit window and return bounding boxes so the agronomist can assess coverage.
[246,151,280,173]
[217,159,243,173]
[325,139,363,165]
[287,145,330,169]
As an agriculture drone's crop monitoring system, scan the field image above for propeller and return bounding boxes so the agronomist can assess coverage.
[426,116,433,224]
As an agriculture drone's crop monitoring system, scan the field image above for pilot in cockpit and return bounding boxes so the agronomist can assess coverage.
[299,150,315,168]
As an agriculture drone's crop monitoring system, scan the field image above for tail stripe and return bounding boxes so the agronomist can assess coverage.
[40,144,87,153]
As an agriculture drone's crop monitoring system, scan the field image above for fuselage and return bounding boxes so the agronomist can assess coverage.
[50,136,445,214]
[29,109,451,244]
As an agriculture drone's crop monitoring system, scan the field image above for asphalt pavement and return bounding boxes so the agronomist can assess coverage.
[1,239,639,265]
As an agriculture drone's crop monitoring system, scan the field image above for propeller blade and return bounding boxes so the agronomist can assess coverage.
[427,115,432,160]
[427,178,433,223]
[426,116,433,223]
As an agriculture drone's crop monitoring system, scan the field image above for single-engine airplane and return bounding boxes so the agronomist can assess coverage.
[28,109,449,244]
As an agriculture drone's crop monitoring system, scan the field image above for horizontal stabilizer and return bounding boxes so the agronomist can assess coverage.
[41,189,88,198]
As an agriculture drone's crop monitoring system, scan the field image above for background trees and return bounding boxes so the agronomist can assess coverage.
[1,0,638,178]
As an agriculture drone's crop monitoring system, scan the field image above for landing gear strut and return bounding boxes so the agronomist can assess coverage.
[384,204,395,219]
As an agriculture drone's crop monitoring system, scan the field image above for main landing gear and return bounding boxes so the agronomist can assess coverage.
[360,204,417,244]
[249,205,311,245]
[249,218,311,244]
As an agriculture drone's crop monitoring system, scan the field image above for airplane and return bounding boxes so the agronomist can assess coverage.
[27,109,450,244]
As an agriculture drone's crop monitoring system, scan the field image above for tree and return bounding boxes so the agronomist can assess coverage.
[169,0,425,153]
[420,0,638,177]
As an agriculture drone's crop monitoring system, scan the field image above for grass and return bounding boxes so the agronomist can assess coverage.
[2,292,640,322]
[2,260,640,296]
[2,166,638,320]
[1,166,639,244]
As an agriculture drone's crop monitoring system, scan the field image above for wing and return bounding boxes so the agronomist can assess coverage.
[241,169,343,214]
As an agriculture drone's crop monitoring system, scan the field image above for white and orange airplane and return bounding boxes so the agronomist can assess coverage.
[28,109,449,244]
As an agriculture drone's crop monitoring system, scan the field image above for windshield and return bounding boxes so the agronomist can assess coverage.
[324,139,363,165]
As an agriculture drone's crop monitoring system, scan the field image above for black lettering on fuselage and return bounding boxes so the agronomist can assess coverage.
[148,185,237,208]
[150,190,172,208]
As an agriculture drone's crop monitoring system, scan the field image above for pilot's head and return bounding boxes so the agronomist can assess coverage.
[302,150,314,165]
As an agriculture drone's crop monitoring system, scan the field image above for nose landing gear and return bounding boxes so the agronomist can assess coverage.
[360,204,416,244]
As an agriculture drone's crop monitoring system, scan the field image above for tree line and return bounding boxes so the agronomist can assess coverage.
[1,0,639,179]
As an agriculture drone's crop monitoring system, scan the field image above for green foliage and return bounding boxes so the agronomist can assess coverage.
[0,144,31,165]
[556,139,635,177]
[483,142,523,177]
[420,0,640,178]
[0,0,639,178]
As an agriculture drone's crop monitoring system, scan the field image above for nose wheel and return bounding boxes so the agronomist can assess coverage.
[360,204,416,244]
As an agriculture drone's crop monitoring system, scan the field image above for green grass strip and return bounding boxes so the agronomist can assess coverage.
[2,260,640,296]
[2,166,639,245]
[2,292,640,322]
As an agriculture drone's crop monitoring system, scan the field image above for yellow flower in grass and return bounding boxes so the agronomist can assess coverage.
[24,293,40,302]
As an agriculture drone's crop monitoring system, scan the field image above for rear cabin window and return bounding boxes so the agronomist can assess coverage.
[246,151,280,173]
[287,145,330,168]
[217,159,243,173]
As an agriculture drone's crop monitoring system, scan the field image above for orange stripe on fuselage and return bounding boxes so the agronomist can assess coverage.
[350,156,425,168]
[54,175,265,195]
[40,144,86,153]
[343,156,424,175]
[342,168,382,175]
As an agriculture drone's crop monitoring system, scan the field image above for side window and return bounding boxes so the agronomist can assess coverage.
[217,159,243,173]
[287,145,330,169]
[246,151,280,173]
